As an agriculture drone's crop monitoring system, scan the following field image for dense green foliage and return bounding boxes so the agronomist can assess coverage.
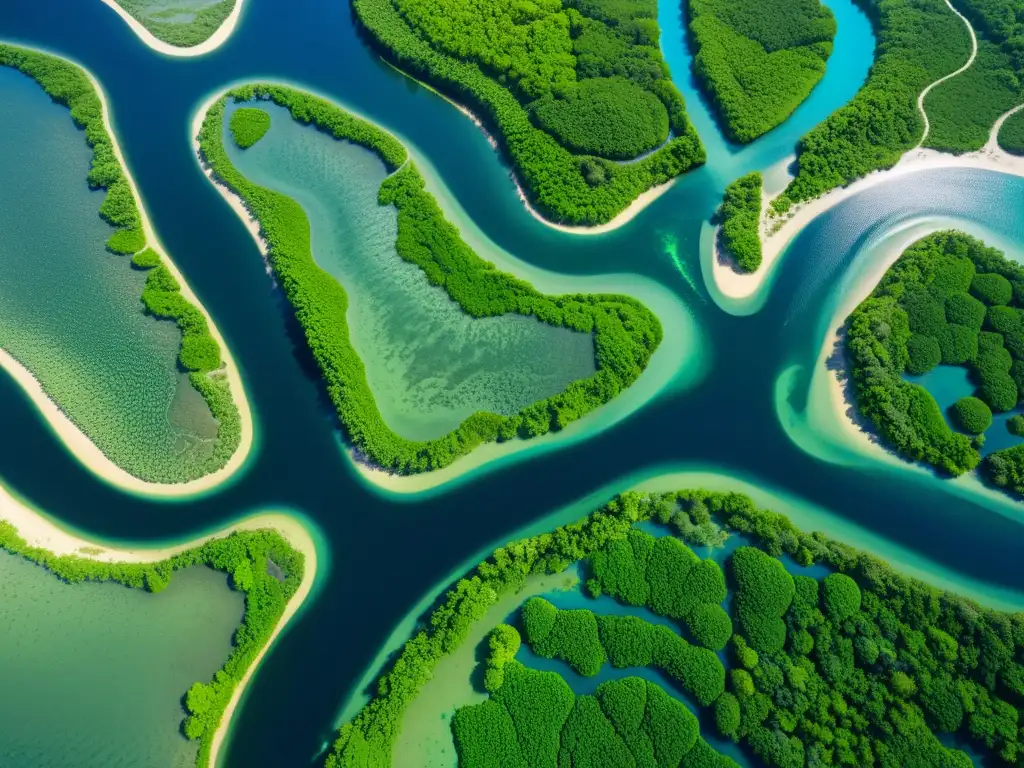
[198,83,662,474]
[952,395,994,433]
[688,0,835,142]
[731,546,794,653]
[330,488,1024,767]
[998,106,1024,154]
[0,44,240,484]
[453,666,736,768]
[229,107,271,148]
[774,0,972,209]
[523,598,607,676]
[846,230,1024,488]
[718,172,762,273]
[111,0,235,48]
[587,527,731,650]
[350,0,706,224]
[0,519,304,768]
[1008,413,1024,435]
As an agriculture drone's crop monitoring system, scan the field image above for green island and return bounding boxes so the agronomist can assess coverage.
[845,230,1024,496]
[329,487,1024,767]
[230,106,271,148]
[197,83,662,475]
[0,44,242,485]
[687,0,836,143]
[717,172,763,273]
[105,0,237,48]
[998,107,1024,155]
[0,518,305,768]
[349,0,706,225]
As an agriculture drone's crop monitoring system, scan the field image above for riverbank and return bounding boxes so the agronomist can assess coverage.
[98,0,245,57]
[0,478,319,767]
[0,55,254,498]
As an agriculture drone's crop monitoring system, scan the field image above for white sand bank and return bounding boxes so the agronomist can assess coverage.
[99,0,244,57]
[0,58,254,498]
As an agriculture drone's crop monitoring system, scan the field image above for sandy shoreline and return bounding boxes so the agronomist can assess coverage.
[99,0,244,57]
[0,478,318,767]
[0,56,254,498]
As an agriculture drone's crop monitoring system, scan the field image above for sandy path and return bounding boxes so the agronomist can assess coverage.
[915,0,979,149]
[99,0,244,58]
[0,53,254,497]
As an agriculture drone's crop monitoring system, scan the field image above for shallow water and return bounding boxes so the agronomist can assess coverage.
[0,67,219,481]
[1,0,1024,766]
[0,553,242,767]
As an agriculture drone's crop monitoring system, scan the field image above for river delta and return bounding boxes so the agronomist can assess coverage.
[3,0,1024,765]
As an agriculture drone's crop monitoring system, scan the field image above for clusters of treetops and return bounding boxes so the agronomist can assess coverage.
[197,83,662,475]
[687,0,836,143]
[452,633,738,767]
[109,0,235,48]
[998,107,1024,155]
[846,230,1024,496]
[717,172,763,273]
[0,518,305,768]
[327,486,1024,767]
[0,44,240,484]
[229,107,271,148]
[351,0,706,225]
[772,0,974,211]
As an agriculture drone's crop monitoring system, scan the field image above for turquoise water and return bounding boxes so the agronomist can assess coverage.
[221,99,597,442]
[0,68,219,482]
[907,365,1024,455]
[0,552,242,767]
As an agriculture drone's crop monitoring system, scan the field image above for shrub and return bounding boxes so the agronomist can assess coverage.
[938,323,979,364]
[715,692,741,737]
[821,573,862,621]
[901,288,947,337]
[950,396,993,434]
[946,292,986,329]
[906,333,942,374]
[687,603,733,651]
[521,599,606,676]
[229,107,271,148]
[731,547,794,653]
[1008,414,1024,436]
[972,272,1013,305]
[719,172,763,273]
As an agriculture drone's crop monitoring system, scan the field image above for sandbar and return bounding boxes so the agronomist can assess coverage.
[0,57,254,498]
[0,477,319,767]
[98,0,245,58]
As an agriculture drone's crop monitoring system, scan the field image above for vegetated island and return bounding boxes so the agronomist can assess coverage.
[349,0,706,226]
[0,44,250,491]
[99,0,244,55]
[329,487,1024,767]
[715,171,763,274]
[195,83,662,476]
[687,0,837,143]
[0,482,316,768]
[845,230,1024,497]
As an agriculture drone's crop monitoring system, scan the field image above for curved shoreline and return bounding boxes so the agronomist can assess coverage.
[0,53,254,498]
[191,84,705,497]
[0,478,320,768]
[379,58,676,236]
[98,0,245,58]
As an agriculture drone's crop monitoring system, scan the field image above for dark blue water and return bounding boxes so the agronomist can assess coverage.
[1,2,1024,766]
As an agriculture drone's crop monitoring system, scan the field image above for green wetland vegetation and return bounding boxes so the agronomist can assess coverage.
[0,45,240,484]
[107,0,235,47]
[350,0,706,224]
[687,0,836,143]
[332,489,1024,767]
[845,230,1024,496]
[198,83,662,474]
[229,106,270,148]
[0,520,305,768]
[717,172,762,273]
[998,107,1024,155]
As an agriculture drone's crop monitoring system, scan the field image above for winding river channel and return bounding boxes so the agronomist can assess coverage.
[3,0,1024,764]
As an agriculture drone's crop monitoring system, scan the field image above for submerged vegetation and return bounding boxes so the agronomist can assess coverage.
[107,0,236,48]
[717,172,762,273]
[197,83,663,475]
[688,0,836,143]
[0,518,305,768]
[845,230,1024,495]
[229,107,271,148]
[329,487,1024,767]
[0,44,241,484]
[350,0,706,225]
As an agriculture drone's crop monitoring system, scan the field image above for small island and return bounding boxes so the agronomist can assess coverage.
[330,487,1024,767]
[845,230,1024,497]
[716,172,763,273]
[99,0,243,55]
[349,0,706,226]
[688,0,837,143]
[196,83,664,477]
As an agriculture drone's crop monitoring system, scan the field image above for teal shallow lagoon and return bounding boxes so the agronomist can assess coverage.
[0,552,242,767]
